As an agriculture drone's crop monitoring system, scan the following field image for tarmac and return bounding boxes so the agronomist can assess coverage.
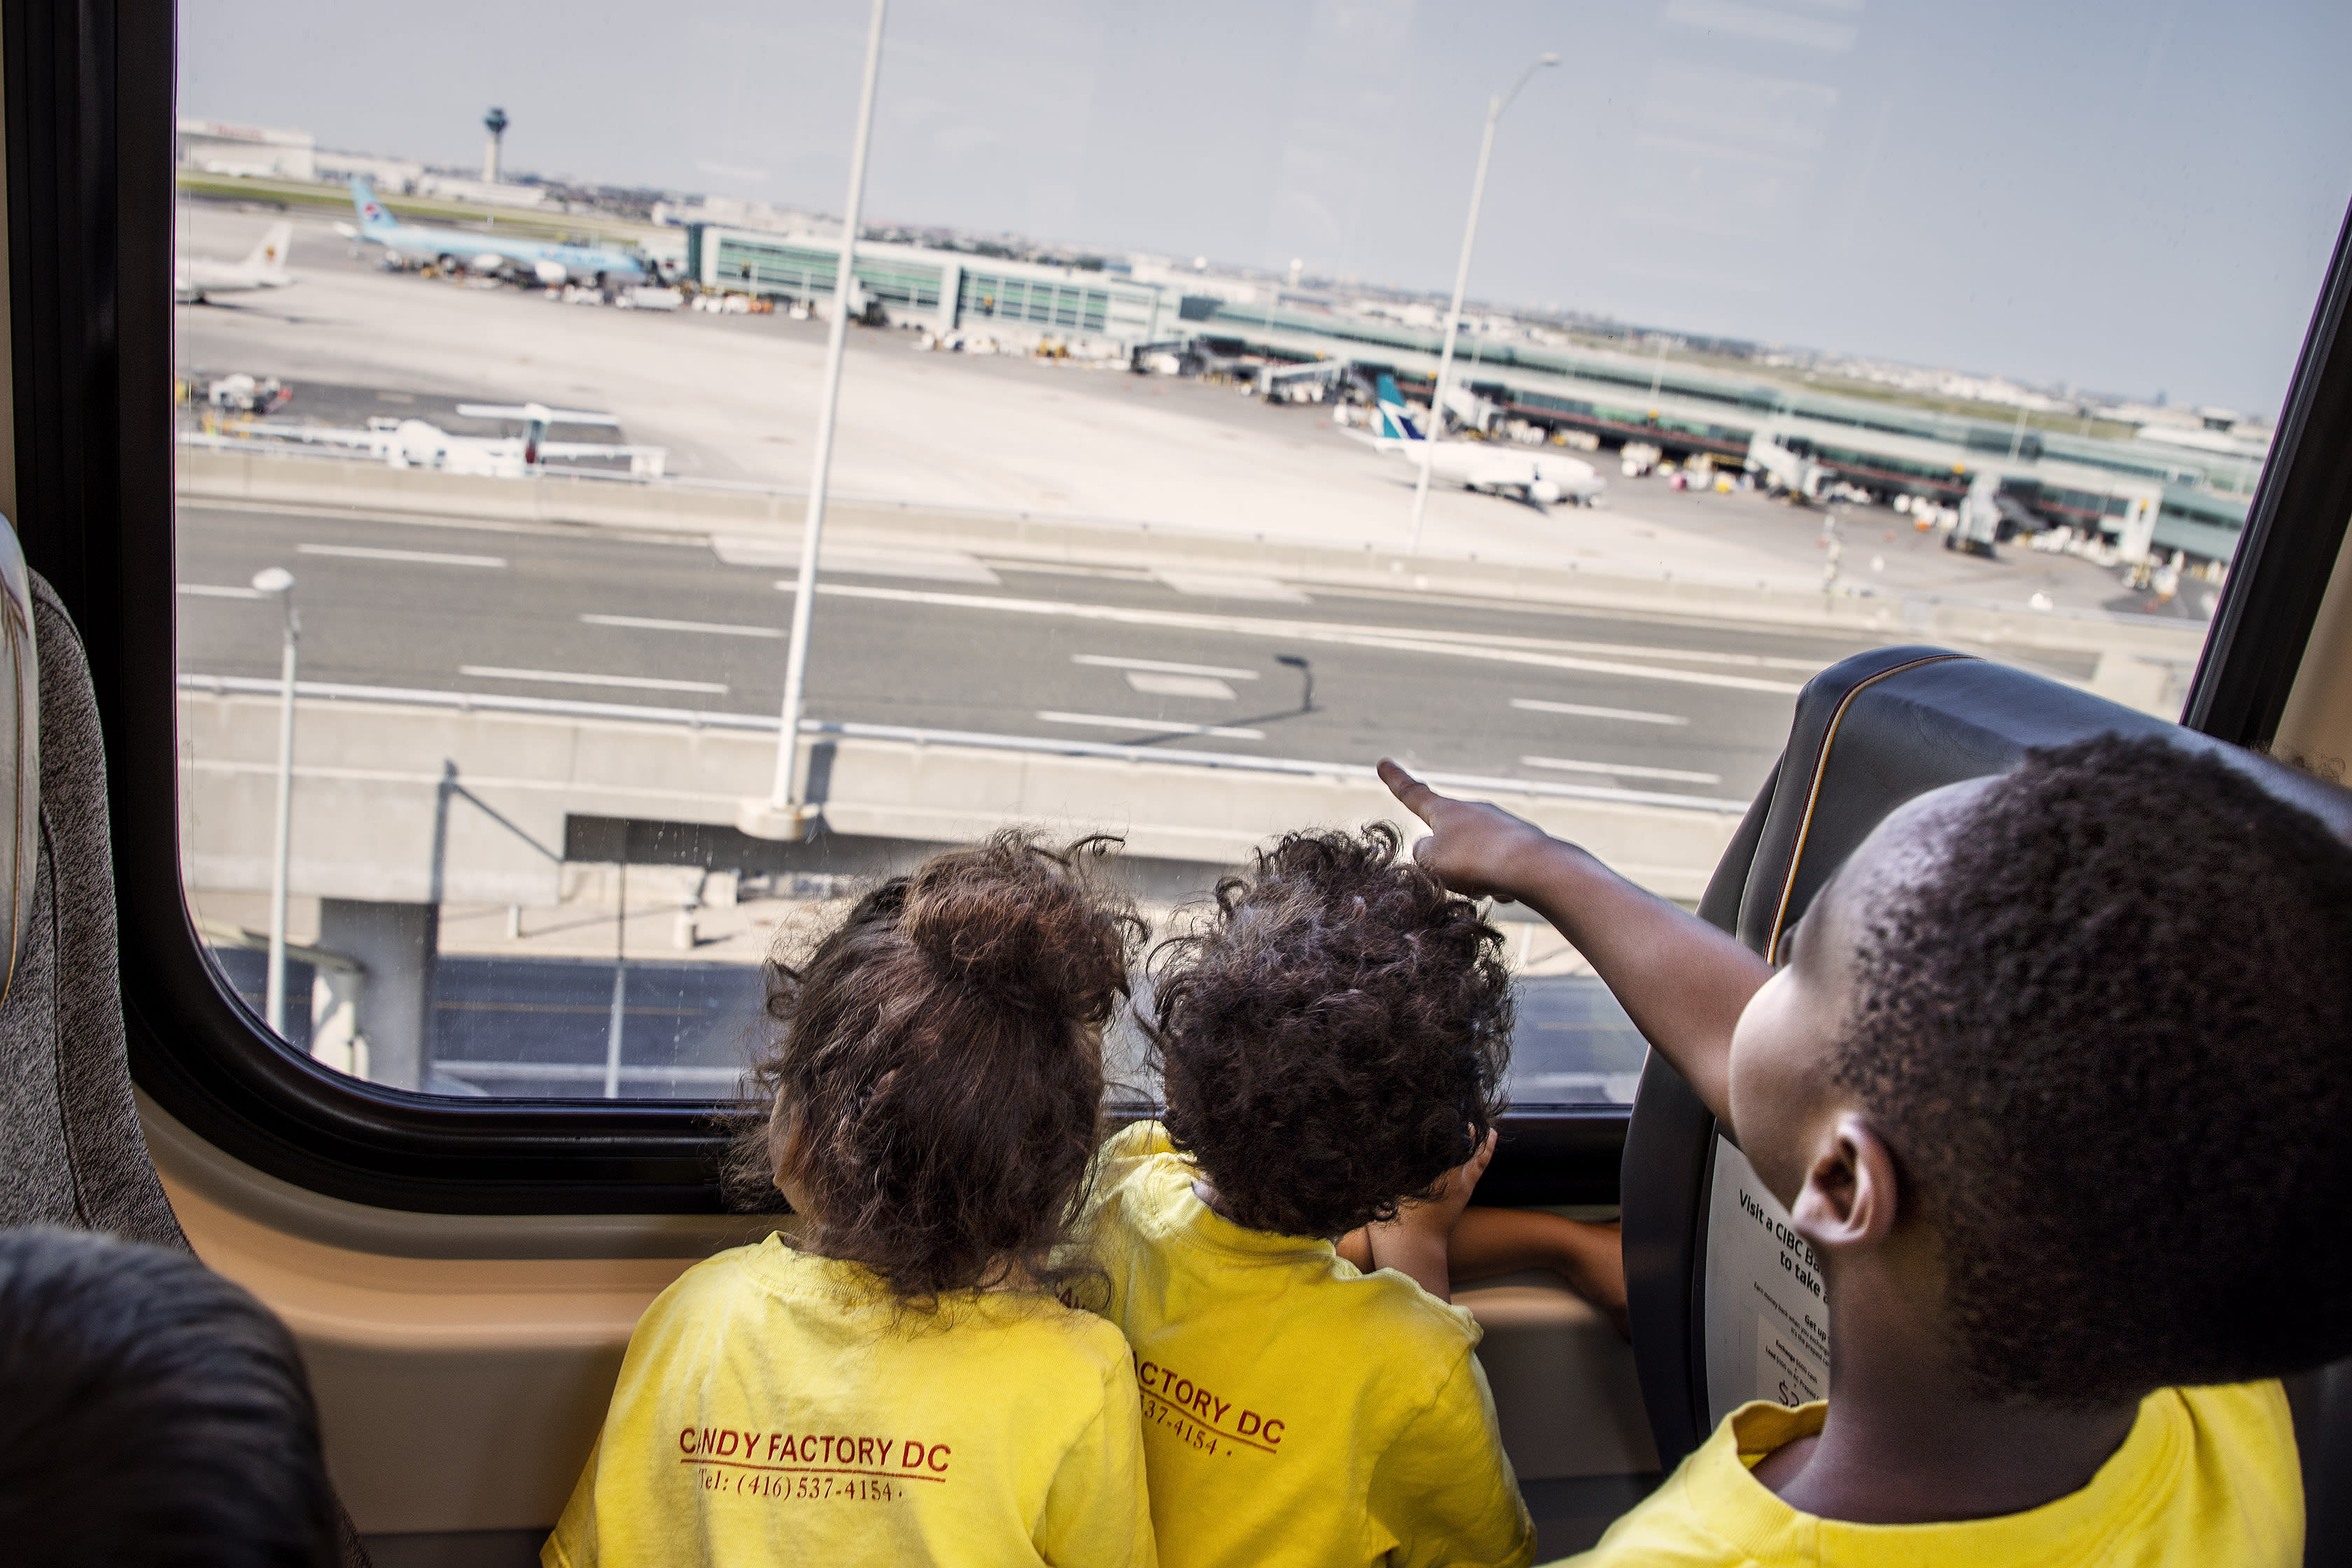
[174,200,2207,620]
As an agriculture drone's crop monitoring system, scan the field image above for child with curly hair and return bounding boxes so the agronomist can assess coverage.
[546,832,1158,1568]
[1079,822,1612,1568]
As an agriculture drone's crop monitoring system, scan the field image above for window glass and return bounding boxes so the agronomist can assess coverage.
[173,1,2348,1105]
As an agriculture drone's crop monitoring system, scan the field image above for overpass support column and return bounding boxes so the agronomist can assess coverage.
[317,899,440,1092]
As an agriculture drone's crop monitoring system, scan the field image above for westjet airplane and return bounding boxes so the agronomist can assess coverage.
[346,176,647,286]
[1366,372,1604,506]
[174,221,294,303]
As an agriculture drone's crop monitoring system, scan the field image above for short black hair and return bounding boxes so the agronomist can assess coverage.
[0,1228,339,1566]
[1149,823,1513,1240]
[1838,734,2352,1406]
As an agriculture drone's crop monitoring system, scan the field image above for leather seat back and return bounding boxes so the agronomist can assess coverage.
[1621,645,2352,1500]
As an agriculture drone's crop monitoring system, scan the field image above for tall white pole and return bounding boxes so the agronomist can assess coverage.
[1407,55,1556,556]
[603,858,627,1098]
[768,0,889,826]
[253,568,298,1033]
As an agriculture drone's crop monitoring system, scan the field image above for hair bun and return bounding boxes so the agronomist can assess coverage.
[899,832,1133,1018]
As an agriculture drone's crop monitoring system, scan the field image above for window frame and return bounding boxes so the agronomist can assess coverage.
[2185,201,2352,748]
[20,1,2346,1214]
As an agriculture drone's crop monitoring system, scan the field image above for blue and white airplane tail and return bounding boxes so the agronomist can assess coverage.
[349,176,396,237]
[1371,373,1427,444]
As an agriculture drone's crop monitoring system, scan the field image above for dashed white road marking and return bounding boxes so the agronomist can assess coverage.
[1511,697,1689,726]
[581,613,782,638]
[1037,711,1265,740]
[461,665,728,694]
[1072,654,1259,680]
[1124,672,1238,700]
[299,542,507,568]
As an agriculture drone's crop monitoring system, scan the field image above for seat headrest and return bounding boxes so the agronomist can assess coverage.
[0,522,34,1004]
[1738,645,2352,960]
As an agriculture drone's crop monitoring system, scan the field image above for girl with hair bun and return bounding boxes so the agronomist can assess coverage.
[545,832,1157,1568]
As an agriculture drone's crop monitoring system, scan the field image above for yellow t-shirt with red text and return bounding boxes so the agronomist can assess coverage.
[1560,1382,2301,1567]
[544,1234,1156,1568]
[1078,1121,1533,1568]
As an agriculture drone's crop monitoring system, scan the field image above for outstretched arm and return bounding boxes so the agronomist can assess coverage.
[1352,1130,1495,1303]
[1448,1208,1627,1336]
[1338,1203,1628,1334]
[1379,758,1770,1132]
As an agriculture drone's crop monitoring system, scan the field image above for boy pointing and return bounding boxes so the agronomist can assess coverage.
[1384,735,2344,1565]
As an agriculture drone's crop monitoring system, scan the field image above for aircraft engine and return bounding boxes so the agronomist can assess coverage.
[535,259,569,287]
[1530,479,1563,505]
[471,251,507,274]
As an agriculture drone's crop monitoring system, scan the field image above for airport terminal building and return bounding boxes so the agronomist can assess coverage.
[684,220,2253,568]
[1182,297,2260,567]
[685,225,1174,347]
[176,117,315,180]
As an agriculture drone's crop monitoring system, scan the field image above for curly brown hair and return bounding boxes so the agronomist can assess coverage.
[1148,822,1514,1240]
[732,831,1143,1303]
[1840,735,2352,1405]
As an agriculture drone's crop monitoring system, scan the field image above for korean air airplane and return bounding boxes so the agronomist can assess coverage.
[1366,372,1604,506]
[346,176,647,286]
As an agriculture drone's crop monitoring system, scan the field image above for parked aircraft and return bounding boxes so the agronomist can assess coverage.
[1365,373,1604,505]
[174,221,294,303]
[346,176,648,286]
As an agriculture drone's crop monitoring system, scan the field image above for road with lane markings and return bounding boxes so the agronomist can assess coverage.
[172,498,1968,809]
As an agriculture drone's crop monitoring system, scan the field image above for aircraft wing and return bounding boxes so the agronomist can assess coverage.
[272,425,386,449]
[456,404,622,426]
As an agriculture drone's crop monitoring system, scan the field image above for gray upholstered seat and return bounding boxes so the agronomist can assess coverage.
[0,565,183,1245]
[0,538,369,1566]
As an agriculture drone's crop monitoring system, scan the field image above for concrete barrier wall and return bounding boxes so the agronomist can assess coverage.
[179,690,1745,906]
[177,449,2208,662]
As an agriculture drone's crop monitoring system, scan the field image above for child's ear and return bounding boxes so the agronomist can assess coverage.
[1788,1110,1900,1251]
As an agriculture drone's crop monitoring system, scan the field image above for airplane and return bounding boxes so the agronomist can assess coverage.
[345,176,648,287]
[1363,373,1604,506]
[174,221,294,303]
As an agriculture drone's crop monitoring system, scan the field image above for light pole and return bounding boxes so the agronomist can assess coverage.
[746,0,888,841]
[1408,52,1558,555]
[252,566,298,1033]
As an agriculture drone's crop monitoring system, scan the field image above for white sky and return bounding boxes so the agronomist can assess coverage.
[181,0,2352,414]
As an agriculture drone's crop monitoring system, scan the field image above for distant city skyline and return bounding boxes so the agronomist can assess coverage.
[182,0,2352,415]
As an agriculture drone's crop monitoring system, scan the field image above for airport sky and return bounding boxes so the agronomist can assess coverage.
[182,0,2352,415]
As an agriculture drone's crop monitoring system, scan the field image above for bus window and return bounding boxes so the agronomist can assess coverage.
[169,2,2346,1115]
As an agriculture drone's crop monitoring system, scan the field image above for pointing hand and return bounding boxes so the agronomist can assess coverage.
[1378,759,1554,903]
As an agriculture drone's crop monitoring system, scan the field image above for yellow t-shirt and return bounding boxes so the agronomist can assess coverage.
[1559,1382,2302,1567]
[544,1234,1157,1568]
[1079,1121,1534,1568]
